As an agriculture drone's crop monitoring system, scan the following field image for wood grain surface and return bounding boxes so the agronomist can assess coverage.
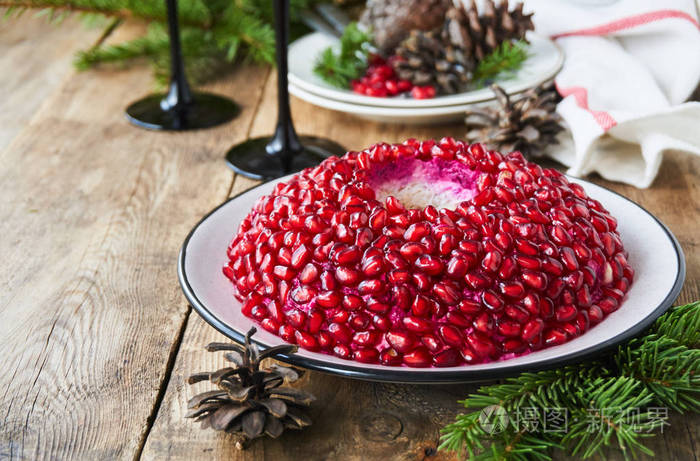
[0,14,698,461]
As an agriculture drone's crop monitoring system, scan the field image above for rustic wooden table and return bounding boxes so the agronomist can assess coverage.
[1,15,698,461]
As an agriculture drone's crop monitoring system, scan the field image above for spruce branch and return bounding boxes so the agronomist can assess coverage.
[440,301,700,460]
[651,300,700,347]
[1,0,318,85]
[0,0,211,27]
[313,22,371,88]
[473,40,529,87]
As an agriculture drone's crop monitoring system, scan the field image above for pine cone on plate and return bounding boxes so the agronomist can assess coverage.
[392,0,534,95]
[186,328,315,449]
[393,29,475,95]
[360,0,451,53]
[444,0,534,62]
[464,83,563,157]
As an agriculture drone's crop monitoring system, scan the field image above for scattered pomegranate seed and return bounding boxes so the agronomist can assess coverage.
[351,55,430,99]
[225,139,633,367]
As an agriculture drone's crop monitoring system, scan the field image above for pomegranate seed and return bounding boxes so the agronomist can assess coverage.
[299,263,319,284]
[404,222,431,241]
[384,331,414,353]
[447,257,468,279]
[498,320,521,337]
[433,282,460,305]
[458,299,482,315]
[412,272,432,291]
[316,290,341,308]
[286,309,306,328]
[521,270,548,290]
[331,310,349,323]
[380,347,402,365]
[481,290,504,311]
[273,265,295,281]
[366,298,390,314]
[515,255,540,270]
[328,323,353,344]
[290,244,311,268]
[499,281,525,299]
[278,324,296,343]
[445,311,470,328]
[521,319,544,343]
[361,255,384,277]
[503,339,525,353]
[555,304,577,322]
[515,239,538,256]
[433,348,460,367]
[317,331,334,349]
[498,257,518,279]
[403,346,432,367]
[261,318,279,333]
[295,330,319,351]
[588,305,604,324]
[291,286,315,304]
[354,348,379,363]
[473,312,494,333]
[335,267,360,285]
[482,250,503,272]
[372,314,390,331]
[403,316,432,332]
[465,272,490,290]
[544,328,567,346]
[466,333,496,358]
[439,325,464,346]
[411,295,431,317]
[399,242,426,261]
[333,344,351,359]
[353,330,380,346]
[411,85,436,100]
[342,294,364,311]
[358,279,384,295]
[599,296,619,314]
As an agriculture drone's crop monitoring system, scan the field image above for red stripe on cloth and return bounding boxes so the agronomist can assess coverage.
[556,84,617,131]
[552,9,700,38]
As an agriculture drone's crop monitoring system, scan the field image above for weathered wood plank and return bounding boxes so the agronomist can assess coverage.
[0,18,270,456]
[0,11,106,151]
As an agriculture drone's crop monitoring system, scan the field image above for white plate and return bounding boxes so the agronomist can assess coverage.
[290,83,486,124]
[178,175,684,383]
[288,32,564,108]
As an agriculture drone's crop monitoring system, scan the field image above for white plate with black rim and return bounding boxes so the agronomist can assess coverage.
[178,175,685,383]
[288,32,564,109]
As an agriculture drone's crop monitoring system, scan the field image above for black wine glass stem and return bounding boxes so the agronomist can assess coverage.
[163,0,192,110]
[269,0,302,160]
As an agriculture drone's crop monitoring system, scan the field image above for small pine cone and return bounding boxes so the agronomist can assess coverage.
[185,328,315,449]
[393,30,475,95]
[464,83,563,157]
[443,0,534,61]
[360,0,451,53]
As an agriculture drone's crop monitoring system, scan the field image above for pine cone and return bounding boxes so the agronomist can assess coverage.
[393,29,475,95]
[392,0,533,95]
[444,0,534,62]
[360,0,451,52]
[464,83,563,157]
[186,328,315,449]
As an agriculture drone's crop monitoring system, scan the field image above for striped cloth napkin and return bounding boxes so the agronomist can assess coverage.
[524,0,700,188]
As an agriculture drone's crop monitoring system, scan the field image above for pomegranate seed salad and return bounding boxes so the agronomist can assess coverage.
[223,139,633,367]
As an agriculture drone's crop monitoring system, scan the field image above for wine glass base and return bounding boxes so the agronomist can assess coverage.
[125,92,240,131]
[225,136,346,180]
